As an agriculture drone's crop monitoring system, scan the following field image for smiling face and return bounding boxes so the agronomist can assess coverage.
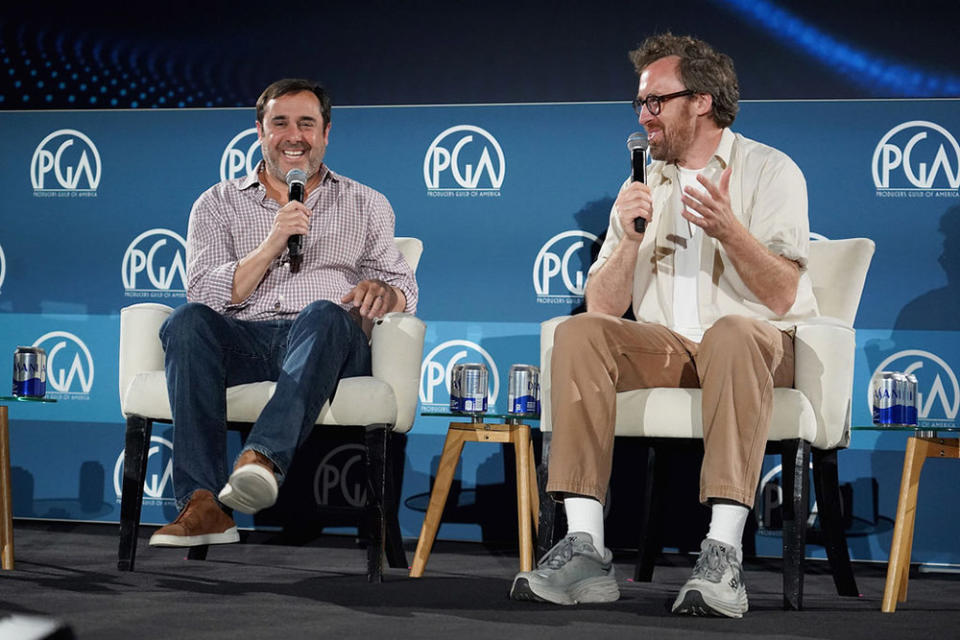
[256,90,330,185]
[636,56,698,164]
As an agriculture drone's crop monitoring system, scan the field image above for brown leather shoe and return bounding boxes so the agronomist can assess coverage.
[218,449,279,515]
[149,489,239,547]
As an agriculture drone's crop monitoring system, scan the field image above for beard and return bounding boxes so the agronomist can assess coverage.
[262,143,324,183]
[647,105,697,164]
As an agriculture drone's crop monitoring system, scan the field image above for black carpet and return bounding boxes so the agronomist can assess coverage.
[1,522,958,639]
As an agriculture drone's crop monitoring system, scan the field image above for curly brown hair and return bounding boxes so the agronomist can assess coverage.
[629,33,739,128]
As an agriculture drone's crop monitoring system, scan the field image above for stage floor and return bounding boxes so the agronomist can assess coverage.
[1,521,958,639]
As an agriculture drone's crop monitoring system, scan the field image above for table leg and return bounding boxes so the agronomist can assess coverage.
[409,427,467,577]
[882,437,927,612]
[528,440,539,536]
[514,425,533,572]
[1,406,13,570]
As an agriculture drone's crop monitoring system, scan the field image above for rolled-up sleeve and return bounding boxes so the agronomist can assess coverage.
[748,154,810,270]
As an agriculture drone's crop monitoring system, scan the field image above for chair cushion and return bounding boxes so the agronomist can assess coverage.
[614,388,824,446]
[122,372,398,427]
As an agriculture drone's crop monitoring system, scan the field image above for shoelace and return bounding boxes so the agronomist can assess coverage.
[691,542,728,583]
[541,535,582,570]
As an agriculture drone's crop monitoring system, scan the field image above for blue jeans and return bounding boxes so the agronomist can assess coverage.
[159,300,371,509]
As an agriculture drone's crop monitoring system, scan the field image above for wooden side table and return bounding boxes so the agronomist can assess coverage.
[410,414,539,576]
[0,396,57,570]
[881,432,960,612]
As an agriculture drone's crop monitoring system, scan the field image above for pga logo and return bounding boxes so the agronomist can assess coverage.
[0,242,5,292]
[220,128,262,181]
[868,350,959,426]
[424,125,505,192]
[314,444,367,507]
[31,331,94,398]
[113,436,174,503]
[122,228,187,296]
[534,230,598,303]
[30,129,101,192]
[420,339,501,408]
[872,121,960,191]
[755,463,818,531]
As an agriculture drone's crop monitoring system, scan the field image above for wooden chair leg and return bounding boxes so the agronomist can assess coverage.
[409,427,467,577]
[883,437,927,612]
[780,439,810,611]
[118,416,153,571]
[0,406,13,570]
[812,448,858,597]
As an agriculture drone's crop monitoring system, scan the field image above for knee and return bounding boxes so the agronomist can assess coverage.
[554,313,614,352]
[295,300,355,337]
[700,315,764,354]
[160,303,220,347]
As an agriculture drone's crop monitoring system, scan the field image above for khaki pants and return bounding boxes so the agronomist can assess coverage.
[546,312,794,508]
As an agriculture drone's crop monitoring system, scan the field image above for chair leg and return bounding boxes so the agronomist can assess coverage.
[635,443,664,582]
[812,448,859,597]
[363,426,388,583]
[383,431,408,569]
[118,416,152,571]
[535,432,562,561]
[780,439,810,611]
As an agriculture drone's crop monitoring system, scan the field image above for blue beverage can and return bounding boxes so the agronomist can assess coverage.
[13,346,47,398]
[903,373,919,426]
[450,363,488,414]
[872,371,905,425]
[507,364,540,415]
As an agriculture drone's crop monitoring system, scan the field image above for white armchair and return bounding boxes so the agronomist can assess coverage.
[117,237,425,582]
[536,237,875,610]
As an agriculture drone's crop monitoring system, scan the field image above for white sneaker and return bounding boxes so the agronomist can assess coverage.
[218,451,278,515]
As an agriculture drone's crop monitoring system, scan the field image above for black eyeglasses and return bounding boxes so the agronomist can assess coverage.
[632,89,695,116]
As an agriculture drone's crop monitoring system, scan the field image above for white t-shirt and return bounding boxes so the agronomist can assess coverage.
[672,166,706,342]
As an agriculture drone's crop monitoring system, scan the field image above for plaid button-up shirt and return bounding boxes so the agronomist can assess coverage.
[185,163,418,321]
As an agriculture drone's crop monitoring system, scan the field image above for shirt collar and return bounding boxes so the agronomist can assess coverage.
[238,161,338,191]
[658,127,734,184]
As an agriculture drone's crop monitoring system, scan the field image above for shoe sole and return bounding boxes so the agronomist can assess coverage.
[219,464,278,514]
[149,527,240,547]
[509,574,620,605]
[672,588,748,618]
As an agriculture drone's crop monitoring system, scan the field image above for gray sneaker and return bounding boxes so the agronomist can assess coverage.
[671,538,748,618]
[509,532,619,605]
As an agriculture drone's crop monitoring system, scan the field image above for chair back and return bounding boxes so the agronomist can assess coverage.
[395,237,423,272]
[807,238,875,325]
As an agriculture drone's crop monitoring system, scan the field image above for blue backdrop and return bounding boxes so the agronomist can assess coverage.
[2,99,959,565]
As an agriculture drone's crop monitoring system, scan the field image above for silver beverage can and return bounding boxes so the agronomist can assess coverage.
[872,371,905,425]
[449,363,465,412]
[903,373,919,426]
[450,363,488,414]
[507,364,540,415]
[13,346,47,398]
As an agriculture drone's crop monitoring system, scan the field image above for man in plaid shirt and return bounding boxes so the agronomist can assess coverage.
[149,78,418,549]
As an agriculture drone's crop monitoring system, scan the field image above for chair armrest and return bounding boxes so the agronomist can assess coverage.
[793,321,857,449]
[540,315,573,433]
[119,303,174,415]
[370,311,426,433]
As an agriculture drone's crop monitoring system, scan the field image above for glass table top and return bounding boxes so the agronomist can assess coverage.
[0,395,57,404]
[420,410,540,422]
[851,424,960,433]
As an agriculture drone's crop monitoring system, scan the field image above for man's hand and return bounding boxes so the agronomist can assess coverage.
[680,167,745,244]
[614,181,653,242]
[341,279,398,319]
[262,201,311,259]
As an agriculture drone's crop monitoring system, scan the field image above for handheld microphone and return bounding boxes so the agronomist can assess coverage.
[285,168,307,273]
[626,131,648,233]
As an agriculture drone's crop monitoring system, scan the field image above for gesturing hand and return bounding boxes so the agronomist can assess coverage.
[680,167,744,244]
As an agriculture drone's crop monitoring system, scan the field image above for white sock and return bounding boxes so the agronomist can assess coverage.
[707,502,749,559]
[564,496,605,553]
